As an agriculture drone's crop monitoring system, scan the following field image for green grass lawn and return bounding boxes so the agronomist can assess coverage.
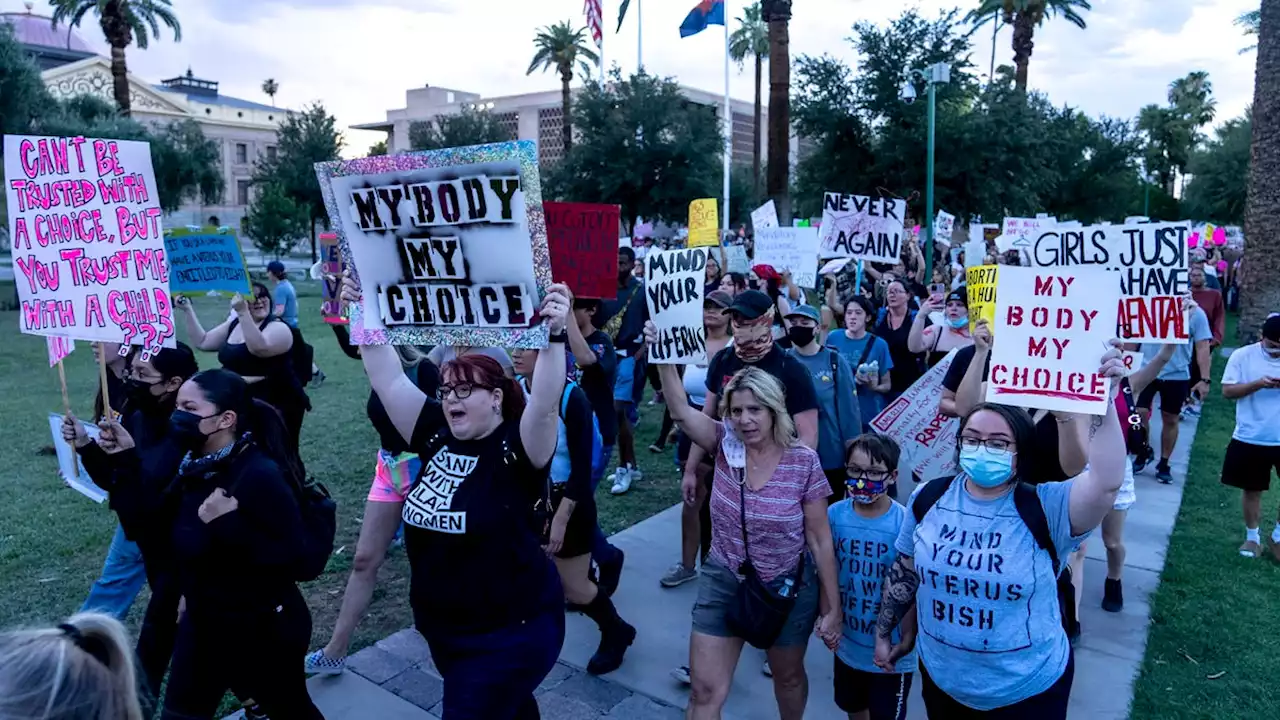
[1129,315,1280,719]
[0,278,683,659]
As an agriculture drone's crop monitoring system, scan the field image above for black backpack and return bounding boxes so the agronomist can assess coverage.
[290,326,316,386]
[911,476,1078,637]
[292,475,337,581]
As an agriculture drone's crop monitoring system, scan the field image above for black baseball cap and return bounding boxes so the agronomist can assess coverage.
[1264,314,1280,342]
[724,289,773,320]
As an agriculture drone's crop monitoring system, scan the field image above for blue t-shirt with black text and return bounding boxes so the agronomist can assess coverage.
[829,499,918,674]
[826,331,894,427]
[895,477,1088,711]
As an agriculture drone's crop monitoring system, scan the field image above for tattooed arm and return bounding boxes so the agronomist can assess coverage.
[874,553,919,671]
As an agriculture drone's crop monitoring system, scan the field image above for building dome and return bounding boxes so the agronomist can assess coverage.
[1,7,94,53]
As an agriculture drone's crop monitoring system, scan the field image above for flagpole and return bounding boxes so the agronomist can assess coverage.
[637,0,644,70]
[599,8,605,82]
[722,0,731,234]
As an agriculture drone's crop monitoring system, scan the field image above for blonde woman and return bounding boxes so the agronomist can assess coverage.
[646,321,842,720]
[0,612,144,720]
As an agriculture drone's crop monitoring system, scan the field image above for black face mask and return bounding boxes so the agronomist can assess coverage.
[125,378,162,407]
[169,410,219,450]
[787,326,816,348]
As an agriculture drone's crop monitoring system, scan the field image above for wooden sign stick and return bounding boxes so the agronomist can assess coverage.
[57,359,78,480]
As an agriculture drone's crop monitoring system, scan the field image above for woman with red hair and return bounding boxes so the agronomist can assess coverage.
[345,275,573,720]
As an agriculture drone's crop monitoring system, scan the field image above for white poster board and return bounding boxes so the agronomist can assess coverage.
[4,135,174,357]
[999,216,1056,253]
[1027,221,1192,343]
[818,192,906,264]
[645,248,708,364]
[751,200,779,231]
[47,413,106,503]
[755,227,819,288]
[819,257,854,276]
[870,349,961,481]
[934,210,956,247]
[985,265,1120,415]
[724,245,750,274]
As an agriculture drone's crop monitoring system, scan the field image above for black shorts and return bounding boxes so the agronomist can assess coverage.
[1221,439,1280,492]
[1136,379,1190,414]
[550,491,596,559]
[833,656,913,720]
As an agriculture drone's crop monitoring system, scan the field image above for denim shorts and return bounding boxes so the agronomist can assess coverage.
[690,557,819,648]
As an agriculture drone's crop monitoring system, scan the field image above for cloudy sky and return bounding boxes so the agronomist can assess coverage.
[17,0,1259,155]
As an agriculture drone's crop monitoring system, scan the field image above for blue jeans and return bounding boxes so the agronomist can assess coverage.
[81,523,148,621]
[591,445,615,561]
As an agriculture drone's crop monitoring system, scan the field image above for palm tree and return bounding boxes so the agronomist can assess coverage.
[761,0,792,221]
[1239,8,1261,52]
[49,0,181,116]
[262,78,280,107]
[968,0,1091,92]
[1242,0,1280,340]
[527,21,598,156]
[730,3,769,198]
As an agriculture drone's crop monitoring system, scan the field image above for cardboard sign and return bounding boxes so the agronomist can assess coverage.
[314,141,549,347]
[645,248,708,364]
[688,198,719,248]
[935,210,956,247]
[47,413,106,503]
[317,232,347,325]
[751,200,779,231]
[985,265,1120,415]
[1000,216,1056,253]
[755,227,819,288]
[544,202,620,300]
[165,228,250,296]
[4,135,174,357]
[47,336,74,366]
[966,265,997,334]
[870,348,961,481]
[819,193,906,263]
[1027,221,1191,343]
[724,245,750,274]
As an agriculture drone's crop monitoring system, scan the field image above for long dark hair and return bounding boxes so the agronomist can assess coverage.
[955,403,1037,482]
[251,282,276,322]
[188,369,305,486]
[94,345,137,423]
[128,343,200,418]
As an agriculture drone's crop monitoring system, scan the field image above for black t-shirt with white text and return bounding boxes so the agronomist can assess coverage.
[705,344,820,419]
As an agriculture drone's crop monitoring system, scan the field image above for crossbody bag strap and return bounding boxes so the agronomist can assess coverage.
[737,468,752,567]
[828,349,841,428]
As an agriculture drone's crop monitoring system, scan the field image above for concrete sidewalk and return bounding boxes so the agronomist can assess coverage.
[260,412,1197,720]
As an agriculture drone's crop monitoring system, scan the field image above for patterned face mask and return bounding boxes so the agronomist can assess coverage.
[732,313,774,362]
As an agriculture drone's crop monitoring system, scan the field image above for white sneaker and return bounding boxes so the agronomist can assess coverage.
[611,467,632,495]
[630,467,644,482]
[671,665,692,685]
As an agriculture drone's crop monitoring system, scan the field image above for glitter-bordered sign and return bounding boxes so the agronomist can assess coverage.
[314,141,551,347]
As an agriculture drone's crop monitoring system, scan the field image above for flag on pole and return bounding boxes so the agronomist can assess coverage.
[585,0,603,47]
[617,0,631,32]
[679,0,725,38]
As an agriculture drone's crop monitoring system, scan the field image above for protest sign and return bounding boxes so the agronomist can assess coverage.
[4,135,174,357]
[1027,220,1191,343]
[818,193,905,264]
[688,198,719,248]
[318,232,346,325]
[544,201,620,300]
[966,265,997,333]
[751,200,778,231]
[1121,350,1143,377]
[935,210,956,246]
[755,227,819,288]
[724,245,750,274]
[47,336,74,366]
[645,248,707,364]
[963,238,986,268]
[47,413,105,503]
[314,140,549,347]
[819,257,853,276]
[165,228,250,296]
[985,265,1120,415]
[870,349,960,481]
[1000,216,1056,253]
[1124,216,1151,225]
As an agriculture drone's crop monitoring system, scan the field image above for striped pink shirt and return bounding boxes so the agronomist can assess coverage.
[709,424,831,582]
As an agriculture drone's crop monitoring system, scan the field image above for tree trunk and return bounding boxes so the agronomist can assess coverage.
[1242,0,1280,341]
[1011,11,1035,92]
[561,67,574,156]
[752,52,763,200]
[109,44,131,116]
[762,0,792,223]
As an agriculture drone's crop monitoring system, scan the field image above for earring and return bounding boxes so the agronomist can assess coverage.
[493,404,501,416]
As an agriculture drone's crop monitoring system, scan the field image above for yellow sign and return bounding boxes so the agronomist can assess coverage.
[688,198,719,248]
[966,264,998,334]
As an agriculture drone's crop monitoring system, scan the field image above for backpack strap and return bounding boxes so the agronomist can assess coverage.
[911,475,958,523]
[828,349,842,426]
[559,381,578,420]
[857,333,878,368]
[1012,482,1060,576]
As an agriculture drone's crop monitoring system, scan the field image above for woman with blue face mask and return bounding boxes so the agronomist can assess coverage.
[907,290,974,369]
[871,343,1128,719]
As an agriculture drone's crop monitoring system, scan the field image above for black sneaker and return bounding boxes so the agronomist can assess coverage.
[1102,578,1124,613]
[1067,619,1082,646]
[597,548,625,598]
[1156,461,1173,485]
[1133,445,1155,474]
[587,619,637,675]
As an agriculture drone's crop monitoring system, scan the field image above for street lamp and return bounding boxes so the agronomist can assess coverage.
[901,62,951,286]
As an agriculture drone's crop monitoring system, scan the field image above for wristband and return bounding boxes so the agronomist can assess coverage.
[549,331,568,344]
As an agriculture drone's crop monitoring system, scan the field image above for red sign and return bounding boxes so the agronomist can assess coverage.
[544,202,620,300]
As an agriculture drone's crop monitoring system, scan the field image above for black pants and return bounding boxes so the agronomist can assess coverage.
[161,589,322,719]
[920,652,1073,719]
[136,569,181,699]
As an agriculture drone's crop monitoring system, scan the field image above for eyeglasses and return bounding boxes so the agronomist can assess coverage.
[253,295,270,303]
[845,468,892,483]
[436,382,492,401]
[959,436,1014,453]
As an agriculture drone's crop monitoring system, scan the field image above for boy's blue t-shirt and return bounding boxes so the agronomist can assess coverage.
[829,498,918,674]
[826,331,894,425]
[273,280,299,328]
[895,477,1089,711]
